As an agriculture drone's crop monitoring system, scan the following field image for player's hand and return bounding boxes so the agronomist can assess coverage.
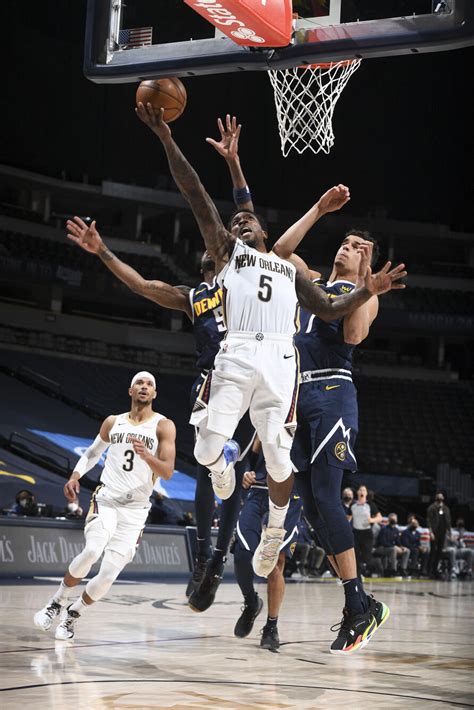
[67,217,103,254]
[364,261,407,296]
[130,437,149,461]
[64,477,80,502]
[242,471,256,489]
[206,115,241,161]
[136,102,171,141]
[317,184,350,215]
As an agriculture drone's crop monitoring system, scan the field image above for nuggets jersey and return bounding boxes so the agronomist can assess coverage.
[189,278,225,371]
[296,279,356,374]
[218,239,298,335]
[101,412,165,503]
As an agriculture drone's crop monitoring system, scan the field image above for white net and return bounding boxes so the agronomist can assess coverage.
[268,59,362,157]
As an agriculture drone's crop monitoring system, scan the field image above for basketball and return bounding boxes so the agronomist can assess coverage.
[136,77,187,123]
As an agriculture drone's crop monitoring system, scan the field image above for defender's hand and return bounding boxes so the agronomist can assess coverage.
[136,103,171,141]
[364,261,407,296]
[206,114,241,161]
[317,184,350,215]
[67,217,103,254]
[242,471,256,489]
[64,478,80,502]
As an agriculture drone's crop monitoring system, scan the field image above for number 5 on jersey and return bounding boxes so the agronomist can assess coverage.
[258,275,273,302]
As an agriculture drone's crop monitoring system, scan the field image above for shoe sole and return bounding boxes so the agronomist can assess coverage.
[212,463,236,501]
[234,598,264,638]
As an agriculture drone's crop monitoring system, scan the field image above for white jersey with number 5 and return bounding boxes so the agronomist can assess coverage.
[101,412,165,503]
[218,238,298,336]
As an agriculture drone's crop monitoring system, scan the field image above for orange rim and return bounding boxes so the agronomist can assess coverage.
[297,59,358,69]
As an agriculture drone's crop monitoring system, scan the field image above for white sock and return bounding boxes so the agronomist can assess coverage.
[52,581,73,605]
[267,500,289,529]
[68,596,90,615]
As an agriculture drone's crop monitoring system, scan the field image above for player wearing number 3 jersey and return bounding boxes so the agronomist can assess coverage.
[33,371,176,640]
[148,105,407,578]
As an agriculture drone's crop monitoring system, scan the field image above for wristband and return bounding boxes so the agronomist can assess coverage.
[233,185,252,205]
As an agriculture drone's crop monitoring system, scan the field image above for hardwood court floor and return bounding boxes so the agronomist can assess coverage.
[0,577,473,709]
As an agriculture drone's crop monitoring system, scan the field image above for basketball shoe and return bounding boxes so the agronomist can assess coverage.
[330,605,377,655]
[209,439,240,500]
[234,595,263,637]
[55,607,80,640]
[260,624,280,651]
[366,594,391,641]
[253,526,285,577]
[34,600,62,631]
[188,558,225,612]
[185,557,209,598]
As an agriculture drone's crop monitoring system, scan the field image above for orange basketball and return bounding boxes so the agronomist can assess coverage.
[136,77,187,123]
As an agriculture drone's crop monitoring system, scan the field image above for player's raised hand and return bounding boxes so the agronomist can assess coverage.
[206,114,242,161]
[317,184,350,215]
[67,217,103,254]
[364,261,407,296]
[136,102,171,141]
[242,471,257,489]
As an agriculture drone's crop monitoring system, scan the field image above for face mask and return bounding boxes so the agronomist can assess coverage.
[67,502,79,513]
[389,519,397,526]
[436,498,443,504]
[343,496,352,504]
[19,499,28,508]
[410,523,418,529]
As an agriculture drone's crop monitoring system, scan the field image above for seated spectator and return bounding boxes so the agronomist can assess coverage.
[442,519,473,580]
[351,485,382,578]
[342,488,354,520]
[11,489,38,517]
[400,516,428,577]
[374,513,410,577]
[177,511,196,526]
[148,492,179,525]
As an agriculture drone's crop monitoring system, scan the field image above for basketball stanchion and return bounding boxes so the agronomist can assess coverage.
[268,59,362,156]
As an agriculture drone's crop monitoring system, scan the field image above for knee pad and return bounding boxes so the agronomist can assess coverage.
[194,431,227,468]
[85,551,128,601]
[262,443,292,483]
[68,540,104,579]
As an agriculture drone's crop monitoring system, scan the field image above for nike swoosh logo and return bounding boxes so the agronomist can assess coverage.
[283,354,294,359]
[325,385,340,390]
[195,289,207,296]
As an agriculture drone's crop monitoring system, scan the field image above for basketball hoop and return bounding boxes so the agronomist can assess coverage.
[268,59,362,157]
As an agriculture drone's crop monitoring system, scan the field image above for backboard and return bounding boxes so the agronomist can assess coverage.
[84,0,474,83]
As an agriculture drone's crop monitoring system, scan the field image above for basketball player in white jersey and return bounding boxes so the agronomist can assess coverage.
[33,371,176,640]
[136,102,406,578]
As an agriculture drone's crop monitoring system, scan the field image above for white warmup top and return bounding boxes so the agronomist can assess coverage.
[101,412,165,502]
[218,238,298,336]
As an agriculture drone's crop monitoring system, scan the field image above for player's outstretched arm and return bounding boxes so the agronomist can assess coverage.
[67,217,192,318]
[131,418,176,482]
[136,103,230,271]
[207,114,254,211]
[273,185,350,260]
[63,416,114,501]
[296,242,406,322]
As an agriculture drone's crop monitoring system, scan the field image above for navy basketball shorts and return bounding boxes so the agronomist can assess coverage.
[234,487,302,560]
[291,379,359,473]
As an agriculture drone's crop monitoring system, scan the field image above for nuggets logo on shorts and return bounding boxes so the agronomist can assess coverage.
[290,542,297,555]
[334,441,347,461]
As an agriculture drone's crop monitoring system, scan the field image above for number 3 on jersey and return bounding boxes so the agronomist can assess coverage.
[258,275,273,303]
[123,449,135,472]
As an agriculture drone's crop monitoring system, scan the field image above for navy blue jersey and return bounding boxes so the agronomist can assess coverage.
[189,278,226,371]
[295,279,356,374]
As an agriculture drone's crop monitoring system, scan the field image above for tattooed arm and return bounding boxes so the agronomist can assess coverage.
[66,217,192,318]
[136,103,231,273]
